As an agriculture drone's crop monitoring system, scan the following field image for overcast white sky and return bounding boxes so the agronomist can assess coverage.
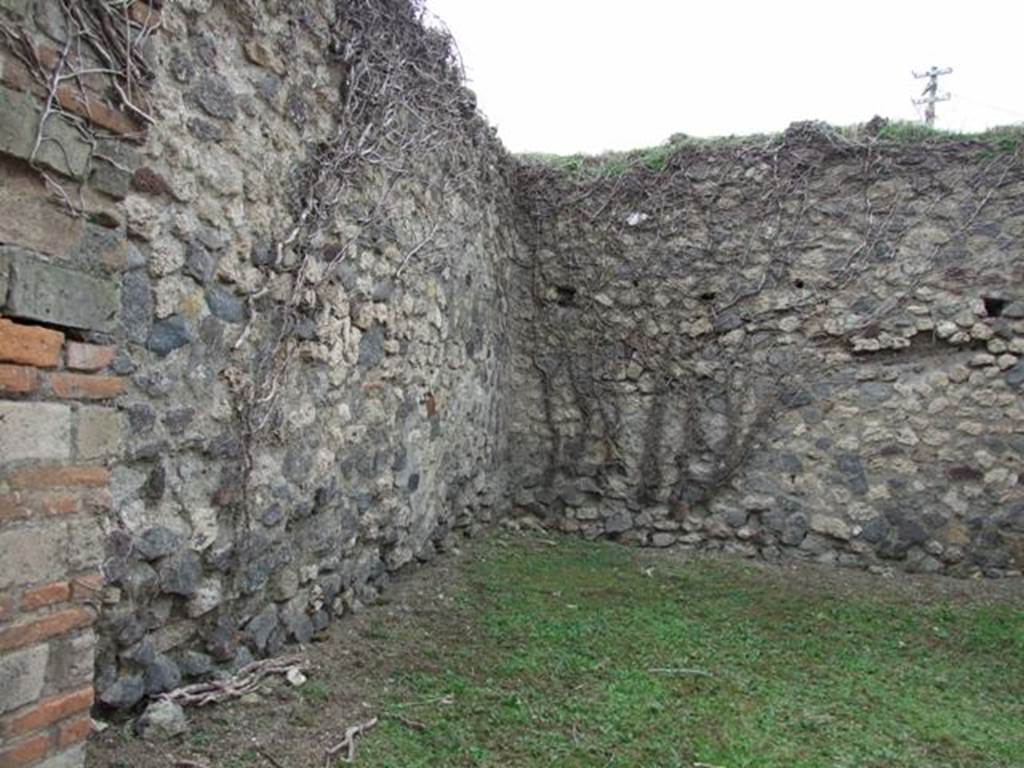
[425,0,1024,155]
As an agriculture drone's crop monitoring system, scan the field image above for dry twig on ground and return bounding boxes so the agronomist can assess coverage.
[161,656,309,709]
[324,717,379,765]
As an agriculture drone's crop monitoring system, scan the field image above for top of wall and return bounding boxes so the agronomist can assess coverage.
[516,120,1024,183]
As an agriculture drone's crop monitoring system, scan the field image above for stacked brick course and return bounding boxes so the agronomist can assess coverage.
[0,1,158,763]
[0,327,120,766]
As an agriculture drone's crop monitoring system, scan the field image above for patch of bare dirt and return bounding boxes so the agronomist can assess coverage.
[86,537,487,768]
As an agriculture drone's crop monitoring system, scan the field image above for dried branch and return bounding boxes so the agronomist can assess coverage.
[323,717,378,766]
[161,656,309,709]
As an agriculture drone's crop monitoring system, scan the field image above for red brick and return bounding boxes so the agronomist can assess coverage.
[0,492,78,525]
[48,373,125,400]
[4,687,93,738]
[0,608,94,652]
[64,342,116,372]
[0,732,52,768]
[55,85,142,139]
[70,572,103,603]
[6,466,110,490]
[0,319,64,368]
[0,364,39,394]
[57,715,93,748]
[0,592,14,622]
[20,582,71,612]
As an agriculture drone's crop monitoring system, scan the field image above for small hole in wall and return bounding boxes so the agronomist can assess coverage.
[698,291,717,302]
[982,296,1008,317]
[793,279,806,289]
[555,285,577,306]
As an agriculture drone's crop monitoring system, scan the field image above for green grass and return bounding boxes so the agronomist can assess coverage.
[874,121,1022,152]
[300,678,332,703]
[523,145,669,178]
[355,537,1024,768]
[520,123,1023,179]
[520,135,772,179]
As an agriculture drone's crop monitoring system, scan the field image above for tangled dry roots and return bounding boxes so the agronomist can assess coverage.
[515,124,1022,509]
[226,0,512,506]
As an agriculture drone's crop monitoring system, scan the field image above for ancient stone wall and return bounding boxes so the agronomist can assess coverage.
[96,0,521,714]
[509,125,1024,578]
[1,3,1023,765]
[1,1,523,764]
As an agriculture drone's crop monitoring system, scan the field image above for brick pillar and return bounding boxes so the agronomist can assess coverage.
[0,0,157,762]
[0,320,123,767]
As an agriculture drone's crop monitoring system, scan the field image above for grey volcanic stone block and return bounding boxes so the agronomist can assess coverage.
[834,453,868,496]
[195,74,237,120]
[176,650,214,679]
[135,699,188,739]
[147,315,191,356]
[159,551,202,596]
[144,653,182,695]
[1006,362,1024,389]
[605,512,632,534]
[7,256,118,331]
[122,269,153,343]
[205,284,245,323]
[0,86,91,179]
[135,527,185,561]
[358,324,386,367]
[244,605,279,653]
[100,674,145,709]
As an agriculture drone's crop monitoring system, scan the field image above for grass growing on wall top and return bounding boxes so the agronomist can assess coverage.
[520,133,775,178]
[522,122,1023,179]
[356,536,1024,768]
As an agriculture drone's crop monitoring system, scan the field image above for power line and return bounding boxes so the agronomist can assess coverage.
[955,93,1024,121]
[912,66,952,127]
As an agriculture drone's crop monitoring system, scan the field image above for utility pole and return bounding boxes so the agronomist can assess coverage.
[913,66,952,127]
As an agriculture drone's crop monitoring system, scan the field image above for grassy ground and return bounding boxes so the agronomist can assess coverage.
[88,535,1024,768]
